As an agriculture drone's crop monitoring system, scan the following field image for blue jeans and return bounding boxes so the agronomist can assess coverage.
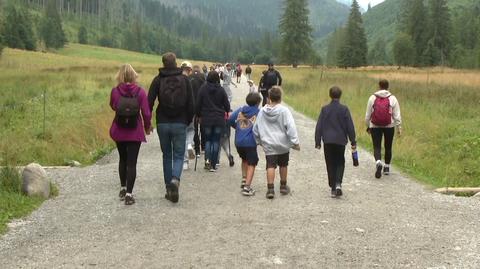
[157,123,187,185]
[204,125,223,169]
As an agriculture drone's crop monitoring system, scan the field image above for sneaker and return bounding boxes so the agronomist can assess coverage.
[266,189,275,199]
[240,179,246,189]
[187,145,195,160]
[280,184,291,195]
[242,186,255,196]
[125,194,135,205]
[204,160,211,170]
[119,189,126,201]
[167,179,179,203]
[375,162,383,179]
[183,161,189,171]
[331,190,337,198]
[209,168,216,172]
[228,155,235,167]
[383,166,390,175]
[335,184,343,197]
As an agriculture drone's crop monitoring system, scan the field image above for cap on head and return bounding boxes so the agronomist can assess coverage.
[181,61,193,70]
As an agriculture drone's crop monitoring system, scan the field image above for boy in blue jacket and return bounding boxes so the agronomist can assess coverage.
[228,92,262,196]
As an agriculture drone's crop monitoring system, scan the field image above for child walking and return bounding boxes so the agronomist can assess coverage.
[228,92,262,196]
[253,86,300,199]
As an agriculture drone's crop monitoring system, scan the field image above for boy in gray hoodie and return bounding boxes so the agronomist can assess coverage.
[253,86,300,199]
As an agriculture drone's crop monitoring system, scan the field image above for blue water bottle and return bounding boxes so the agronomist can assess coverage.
[352,150,359,167]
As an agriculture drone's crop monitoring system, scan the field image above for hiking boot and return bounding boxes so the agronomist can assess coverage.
[240,179,246,189]
[167,179,179,203]
[375,162,383,179]
[119,189,126,201]
[242,186,255,196]
[187,145,195,160]
[383,166,390,175]
[125,194,135,205]
[280,184,291,195]
[228,155,235,167]
[335,184,343,197]
[266,189,275,199]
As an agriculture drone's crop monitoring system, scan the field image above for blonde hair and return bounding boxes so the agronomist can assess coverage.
[116,64,138,84]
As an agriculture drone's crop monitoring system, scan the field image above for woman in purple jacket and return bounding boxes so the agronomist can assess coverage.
[110,64,152,205]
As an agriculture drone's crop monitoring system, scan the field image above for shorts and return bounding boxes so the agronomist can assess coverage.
[265,152,289,169]
[236,147,259,166]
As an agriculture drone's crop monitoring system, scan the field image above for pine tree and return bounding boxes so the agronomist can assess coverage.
[405,0,429,66]
[279,0,313,67]
[40,0,66,49]
[2,5,36,51]
[393,32,415,67]
[368,38,388,66]
[326,28,345,66]
[337,0,368,67]
[426,0,451,66]
[78,25,87,44]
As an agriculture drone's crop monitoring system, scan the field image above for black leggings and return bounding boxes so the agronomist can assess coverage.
[116,142,141,193]
[370,128,395,164]
[323,144,346,190]
[261,90,269,106]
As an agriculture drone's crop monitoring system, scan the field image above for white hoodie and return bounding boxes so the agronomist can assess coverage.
[365,90,402,128]
[253,104,299,155]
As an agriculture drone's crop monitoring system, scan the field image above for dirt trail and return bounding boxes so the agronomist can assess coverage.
[1,76,479,268]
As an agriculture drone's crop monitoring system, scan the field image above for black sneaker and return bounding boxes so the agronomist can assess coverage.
[167,179,179,203]
[266,189,275,199]
[375,162,383,179]
[331,190,337,198]
[383,166,390,175]
[125,195,135,205]
[335,185,343,197]
[280,184,291,195]
[240,179,246,189]
[241,186,255,196]
[119,189,126,201]
[228,155,235,167]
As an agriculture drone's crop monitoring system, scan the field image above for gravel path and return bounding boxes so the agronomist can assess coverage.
[1,77,479,269]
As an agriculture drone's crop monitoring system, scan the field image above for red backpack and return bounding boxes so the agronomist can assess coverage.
[371,95,392,126]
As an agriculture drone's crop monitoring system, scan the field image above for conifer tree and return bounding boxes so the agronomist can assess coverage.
[393,32,415,66]
[426,0,451,66]
[368,38,388,66]
[78,25,87,44]
[40,0,66,49]
[405,0,428,66]
[279,0,313,67]
[337,0,367,67]
[2,5,36,51]
[326,28,345,66]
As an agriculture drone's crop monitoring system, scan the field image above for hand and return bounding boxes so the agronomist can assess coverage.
[145,126,153,135]
[366,128,371,134]
[397,127,402,137]
[351,145,357,151]
[292,144,300,151]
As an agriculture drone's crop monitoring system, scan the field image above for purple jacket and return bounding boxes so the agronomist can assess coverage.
[109,83,152,142]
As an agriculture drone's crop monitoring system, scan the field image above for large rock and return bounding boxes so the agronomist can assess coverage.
[474,192,480,198]
[22,163,50,198]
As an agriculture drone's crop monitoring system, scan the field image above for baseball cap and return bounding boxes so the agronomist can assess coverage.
[181,61,193,69]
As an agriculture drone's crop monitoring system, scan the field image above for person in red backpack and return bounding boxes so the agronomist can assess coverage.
[365,79,402,179]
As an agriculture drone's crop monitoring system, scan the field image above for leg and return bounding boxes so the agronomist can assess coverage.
[204,126,213,163]
[323,144,336,190]
[383,128,395,165]
[184,123,195,164]
[244,147,259,187]
[171,123,187,181]
[193,118,200,155]
[266,168,276,185]
[370,128,383,162]
[157,124,173,185]
[334,145,346,187]
[116,142,128,188]
[261,91,268,106]
[242,159,248,179]
[209,126,223,169]
[125,142,141,194]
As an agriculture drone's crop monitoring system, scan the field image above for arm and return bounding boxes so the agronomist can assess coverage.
[365,95,374,129]
[139,90,152,132]
[110,88,116,111]
[223,90,231,112]
[284,109,299,146]
[345,108,357,147]
[195,87,203,117]
[228,109,240,129]
[253,112,261,145]
[314,108,324,148]
[185,77,194,125]
[276,70,283,86]
[391,96,402,127]
[148,77,160,112]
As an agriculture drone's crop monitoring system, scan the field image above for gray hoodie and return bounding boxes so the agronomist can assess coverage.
[365,90,402,128]
[253,104,299,155]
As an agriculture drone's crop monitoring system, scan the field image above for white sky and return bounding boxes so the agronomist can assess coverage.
[358,0,385,9]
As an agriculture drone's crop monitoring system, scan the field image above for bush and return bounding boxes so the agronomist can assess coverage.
[0,166,22,193]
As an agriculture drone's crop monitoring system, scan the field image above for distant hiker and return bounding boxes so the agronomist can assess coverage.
[315,86,357,198]
[228,92,262,196]
[181,61,196,170]
[253,86,299,199]
[191,65,207,156]
[365,79,402,178]
[260,63,282,106]
[148,52,194,203]
[202,64,208,79]
[247,80,257,93]
[245,65,252,80]
[196,71,231,172]
[258,70,266,102]
[109,64,152,205]
[236,63,242,83]
[221,63,237,103]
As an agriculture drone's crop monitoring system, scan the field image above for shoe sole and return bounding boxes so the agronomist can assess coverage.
[266,192,275,199]
[375,165,383,179]
[335,188,343,197]
[242,191,255,196]
[280,187,290,195]
[167,183,179,203]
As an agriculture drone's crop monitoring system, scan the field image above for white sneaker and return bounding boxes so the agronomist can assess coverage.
[187,144,195,160]
[183,161,189,171]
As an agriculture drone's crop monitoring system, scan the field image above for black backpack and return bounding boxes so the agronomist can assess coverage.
[263,70,278,87]
[159,75,187,117]
[115,89,140,129]
[245,66,252,74]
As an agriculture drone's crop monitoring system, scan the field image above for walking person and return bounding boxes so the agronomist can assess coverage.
[228,92,262,196]
[236,63,242,83]
[315,86,357,198]
[221,63,237,103]
[110,64,152,205]
[181,61,196,170]
[190,65,207,156]
[260,63,282,106]
[365,79,402,178]
[196,71,231,172]
[253,86,300,199]
[247,80,257,93]
[245,64,252,80]
[148,52,194,203]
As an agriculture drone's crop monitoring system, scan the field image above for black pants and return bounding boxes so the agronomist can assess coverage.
[260,89,269,106]
[194,118,205,154]
[323,144,345,190]
[116,142,141,193]
[370,127,395,164]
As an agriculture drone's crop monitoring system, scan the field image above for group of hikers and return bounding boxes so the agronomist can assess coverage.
[109,52,401,205]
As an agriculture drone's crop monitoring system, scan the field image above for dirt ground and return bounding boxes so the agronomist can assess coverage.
[0,77,479,268]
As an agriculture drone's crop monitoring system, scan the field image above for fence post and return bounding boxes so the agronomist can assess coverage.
[43,88,46,140]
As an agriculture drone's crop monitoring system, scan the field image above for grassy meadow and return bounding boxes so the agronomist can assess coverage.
[254,66,480,188]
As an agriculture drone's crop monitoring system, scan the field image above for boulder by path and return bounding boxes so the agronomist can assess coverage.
[0,76,479,268]
[21,163,50,199]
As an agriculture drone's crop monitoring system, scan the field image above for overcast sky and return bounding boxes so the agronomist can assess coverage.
[357,0,385,9]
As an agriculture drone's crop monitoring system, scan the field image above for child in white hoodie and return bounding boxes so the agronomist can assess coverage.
[253,86,300,199]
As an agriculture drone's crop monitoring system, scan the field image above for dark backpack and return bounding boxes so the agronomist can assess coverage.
[245,66,252,74]
[263,70,278,87]
[159,75,187,117]
[371,96,392,126]
[115,89,140,129]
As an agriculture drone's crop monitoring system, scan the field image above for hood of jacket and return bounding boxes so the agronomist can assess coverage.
[117,83,140,96]
[158,67,183,78]
[241,105,259,118]
[374,90,391,98]
[261,104,284,123]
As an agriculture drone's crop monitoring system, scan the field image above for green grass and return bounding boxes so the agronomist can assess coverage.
[271,67,480,187]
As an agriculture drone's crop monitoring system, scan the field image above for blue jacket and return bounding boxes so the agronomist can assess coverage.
[228,105,260,147]
[315,100,357,147]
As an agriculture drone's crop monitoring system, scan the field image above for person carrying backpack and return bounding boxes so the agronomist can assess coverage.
[236,63,242,83]
[228,92,262,196]
[110,64,152,205]
[245,65,252,80]
[365,79,402,179]
[148,52,194,203]
[260,62,282,106]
